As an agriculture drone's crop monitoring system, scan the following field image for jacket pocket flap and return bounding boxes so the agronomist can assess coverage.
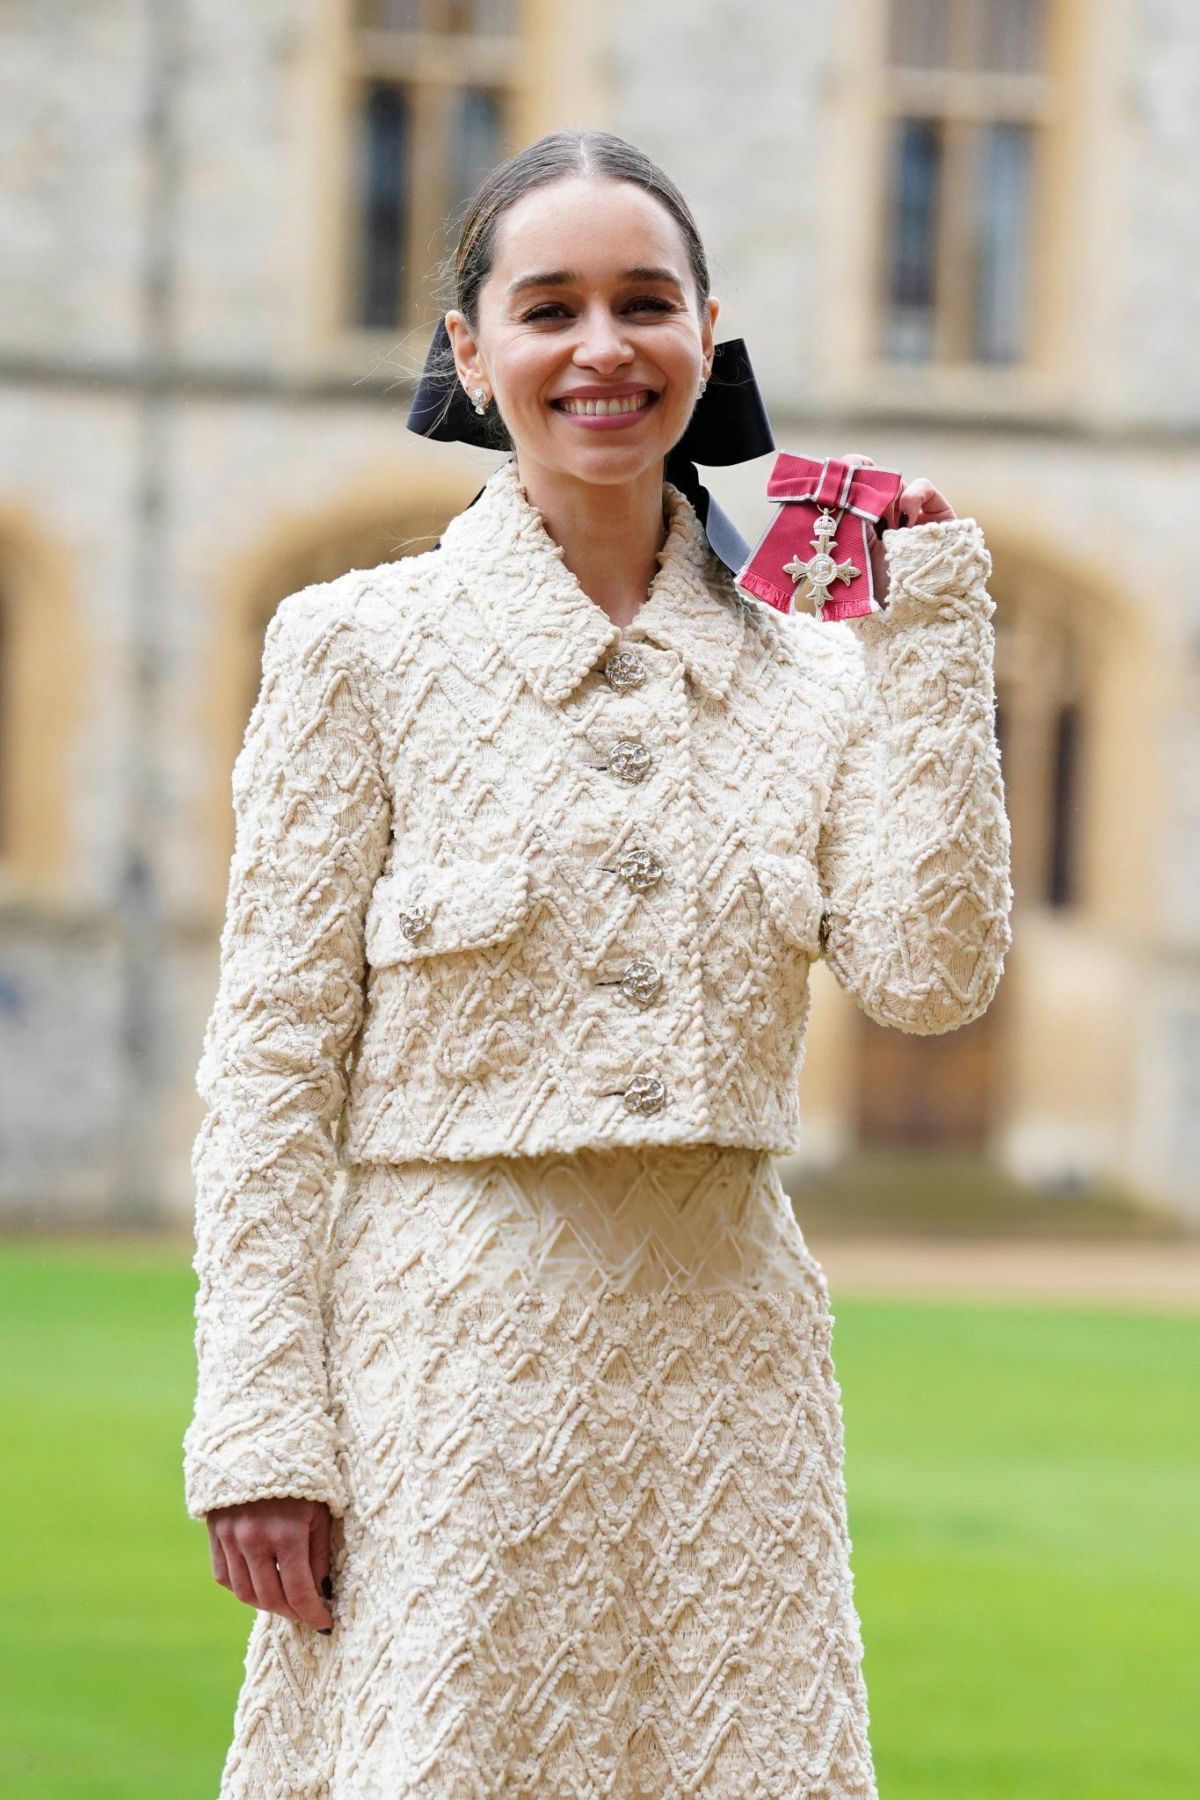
[752,851,826,957]
[366,850,533,965]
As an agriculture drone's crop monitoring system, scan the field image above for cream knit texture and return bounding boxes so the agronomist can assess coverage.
[214,1147,878,1797]
[183,452,1012,1523]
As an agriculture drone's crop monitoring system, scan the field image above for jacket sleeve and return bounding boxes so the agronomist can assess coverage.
[814,515,1013,1034]
[182,589,391,1519]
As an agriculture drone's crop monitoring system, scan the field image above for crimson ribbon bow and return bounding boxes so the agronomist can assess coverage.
[735,453,906,621]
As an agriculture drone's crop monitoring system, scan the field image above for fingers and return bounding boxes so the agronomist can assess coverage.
[207,1498,334,1630]
[308,1504,335,1633]
[836,452,956,525]
[309,1502,332,1593]
[900,477,956,523]
[221,1537,259,1610]
[277,1528,335,1631]
[208,1521,230,1588]
[234,1517,302,1621]
[900,477,932,513]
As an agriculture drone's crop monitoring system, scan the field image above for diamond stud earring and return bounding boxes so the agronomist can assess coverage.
[471,386,489,414]
[698,375,708,397]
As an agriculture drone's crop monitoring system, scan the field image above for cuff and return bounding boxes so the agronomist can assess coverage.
[874,515,993,626]
[182,1406,349,1521]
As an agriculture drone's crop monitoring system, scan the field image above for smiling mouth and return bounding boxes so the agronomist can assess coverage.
[550,391,660,417]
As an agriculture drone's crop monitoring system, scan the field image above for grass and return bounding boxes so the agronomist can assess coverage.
[831,1298,1199,1798]
[0,1239,1196,1797]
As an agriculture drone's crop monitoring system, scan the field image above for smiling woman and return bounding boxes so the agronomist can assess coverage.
[185,127,1012,1800]
[435,171,720,626]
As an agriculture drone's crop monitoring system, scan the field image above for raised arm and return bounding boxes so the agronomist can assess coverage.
[814,515,1013,1034]
[182,588,391,1520]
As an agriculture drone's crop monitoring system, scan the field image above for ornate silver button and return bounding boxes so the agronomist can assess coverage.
[622,1072,667,1116]
[607,738,652,784]
[610,846,665,892]
[603,649,647,693]
[397,903,431,941]
[619,959,662,1006]
[597,957,663,1006]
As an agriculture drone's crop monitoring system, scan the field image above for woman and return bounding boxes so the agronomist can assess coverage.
[183,130,1012,1797]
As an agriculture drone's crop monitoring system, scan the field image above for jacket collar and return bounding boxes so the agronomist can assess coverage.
[439,456,747,705]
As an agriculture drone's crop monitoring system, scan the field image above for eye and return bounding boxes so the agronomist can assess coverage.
[521,296,676,322]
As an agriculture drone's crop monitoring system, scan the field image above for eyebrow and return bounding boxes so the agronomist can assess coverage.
[505,265,685,299]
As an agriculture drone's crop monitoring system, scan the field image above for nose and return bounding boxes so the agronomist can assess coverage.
[572,303,635,373]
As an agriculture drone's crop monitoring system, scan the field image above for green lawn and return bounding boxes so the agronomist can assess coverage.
[0,1240,1196,1798]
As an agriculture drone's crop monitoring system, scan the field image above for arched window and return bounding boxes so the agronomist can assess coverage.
[203,481,479,898]
[879,0,1054,365]
[238,498,455,734]
[1047,698,1081,908]
[0,584,8,856]
[347,0,521,332]
[853,540,1095,1151]
[0,520,80,888]
[992,571,1091,911]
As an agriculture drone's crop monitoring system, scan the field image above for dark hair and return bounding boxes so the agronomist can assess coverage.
[425,129,712,452]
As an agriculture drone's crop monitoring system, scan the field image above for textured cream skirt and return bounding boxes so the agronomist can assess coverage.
[215,1144,877,1799]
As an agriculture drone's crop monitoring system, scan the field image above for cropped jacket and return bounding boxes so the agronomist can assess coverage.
[181,454,1013,1517]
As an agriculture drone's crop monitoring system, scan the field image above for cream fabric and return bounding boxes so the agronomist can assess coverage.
[371,1142,823,1297]
[183,450,1011,1517]
[185,460,1014,1519]
[212,1147,877,1798]
[185,456,1010,1795]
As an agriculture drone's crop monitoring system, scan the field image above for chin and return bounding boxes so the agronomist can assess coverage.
[559,456,671,489]
[550,432,680,480]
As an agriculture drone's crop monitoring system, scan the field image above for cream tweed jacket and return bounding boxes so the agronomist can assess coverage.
[182,455,1012,1518]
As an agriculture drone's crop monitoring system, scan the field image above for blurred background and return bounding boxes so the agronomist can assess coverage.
[0,2,1197,1796]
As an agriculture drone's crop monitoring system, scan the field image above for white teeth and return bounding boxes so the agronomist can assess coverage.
[557,393,654,416]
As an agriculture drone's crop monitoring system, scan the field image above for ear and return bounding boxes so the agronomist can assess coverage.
[443,309,485,392]
[702,295,719,375]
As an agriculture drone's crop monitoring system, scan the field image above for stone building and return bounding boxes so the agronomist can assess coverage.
[1,0,1197,1224]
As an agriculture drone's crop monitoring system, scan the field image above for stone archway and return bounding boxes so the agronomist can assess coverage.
[0,507,86,888]
[853,531,1104,1151]
[235,480,470,735]
[199,466,480,895]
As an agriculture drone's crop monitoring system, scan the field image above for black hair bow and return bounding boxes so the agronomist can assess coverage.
[405,317,775,575]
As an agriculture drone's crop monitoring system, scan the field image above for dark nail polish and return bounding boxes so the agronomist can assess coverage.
[318,1625,333,1635]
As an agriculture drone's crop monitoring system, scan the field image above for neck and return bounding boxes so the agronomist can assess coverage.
[514,455,669,629]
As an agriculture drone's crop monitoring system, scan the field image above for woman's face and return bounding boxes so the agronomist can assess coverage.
[445,175,719,488]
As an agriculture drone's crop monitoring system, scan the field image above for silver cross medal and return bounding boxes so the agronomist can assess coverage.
[782,508,861,617]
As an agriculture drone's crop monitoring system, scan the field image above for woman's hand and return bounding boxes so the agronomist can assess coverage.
[207,1496,336,1631]
[839,452,957,605]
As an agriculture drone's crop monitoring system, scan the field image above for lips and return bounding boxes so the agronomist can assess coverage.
[550,390,660,417]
